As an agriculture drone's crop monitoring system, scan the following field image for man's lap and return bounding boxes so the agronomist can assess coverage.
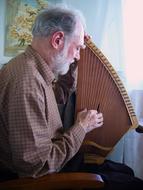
[61,152,143,189]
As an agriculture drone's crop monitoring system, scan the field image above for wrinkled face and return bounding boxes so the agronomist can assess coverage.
[52,22,85,76]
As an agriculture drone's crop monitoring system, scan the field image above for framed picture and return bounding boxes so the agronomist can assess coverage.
[4,0,48,57]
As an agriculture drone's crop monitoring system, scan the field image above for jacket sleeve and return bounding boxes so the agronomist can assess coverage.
[8,75,85,178]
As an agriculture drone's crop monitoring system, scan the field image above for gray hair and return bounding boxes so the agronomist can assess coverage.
[32,5,86,38]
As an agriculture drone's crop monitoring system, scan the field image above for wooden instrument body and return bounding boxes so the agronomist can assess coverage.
[76,39,138,163]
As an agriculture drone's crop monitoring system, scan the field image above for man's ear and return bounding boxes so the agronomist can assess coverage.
[51,31,65,49]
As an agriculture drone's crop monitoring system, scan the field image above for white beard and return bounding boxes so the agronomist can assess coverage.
[51,47,72,76]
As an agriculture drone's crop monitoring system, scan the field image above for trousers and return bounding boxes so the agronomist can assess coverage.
[61,151,143,190]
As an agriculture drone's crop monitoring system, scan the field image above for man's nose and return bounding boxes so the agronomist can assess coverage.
[75,52,80,61]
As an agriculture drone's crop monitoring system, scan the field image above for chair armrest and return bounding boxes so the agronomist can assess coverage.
[0,172,104,190]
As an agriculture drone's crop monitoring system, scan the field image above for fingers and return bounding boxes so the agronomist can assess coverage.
[89,111,103,127]
[76,109,104,133]
[84,32,91,41]
[96,113,103,124]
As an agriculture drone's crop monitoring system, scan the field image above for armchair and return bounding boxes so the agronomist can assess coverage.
[0,172,104,190]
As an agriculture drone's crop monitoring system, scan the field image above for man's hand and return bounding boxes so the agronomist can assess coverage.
[76,109,103,133]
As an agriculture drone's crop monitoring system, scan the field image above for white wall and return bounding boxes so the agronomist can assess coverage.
[62,0,100,43]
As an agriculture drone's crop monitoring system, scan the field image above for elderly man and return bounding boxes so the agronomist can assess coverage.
[1,5,143,190]
[0,5,103,179]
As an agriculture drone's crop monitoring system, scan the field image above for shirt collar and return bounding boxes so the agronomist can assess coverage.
[25,45,56,86]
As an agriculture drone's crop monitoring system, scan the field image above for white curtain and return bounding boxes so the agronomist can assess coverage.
[91,0,143,180]
[122,0,143,180]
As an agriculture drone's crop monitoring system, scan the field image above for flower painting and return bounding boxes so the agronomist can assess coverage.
[5,0,48,56]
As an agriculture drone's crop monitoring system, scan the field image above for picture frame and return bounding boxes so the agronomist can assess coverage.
[4,0,48,57]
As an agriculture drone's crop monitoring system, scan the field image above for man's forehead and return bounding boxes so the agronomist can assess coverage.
[75,21,84,37]
[72,33,85,49]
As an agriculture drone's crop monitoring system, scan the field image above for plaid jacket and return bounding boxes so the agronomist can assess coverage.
[0,45,85,178]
